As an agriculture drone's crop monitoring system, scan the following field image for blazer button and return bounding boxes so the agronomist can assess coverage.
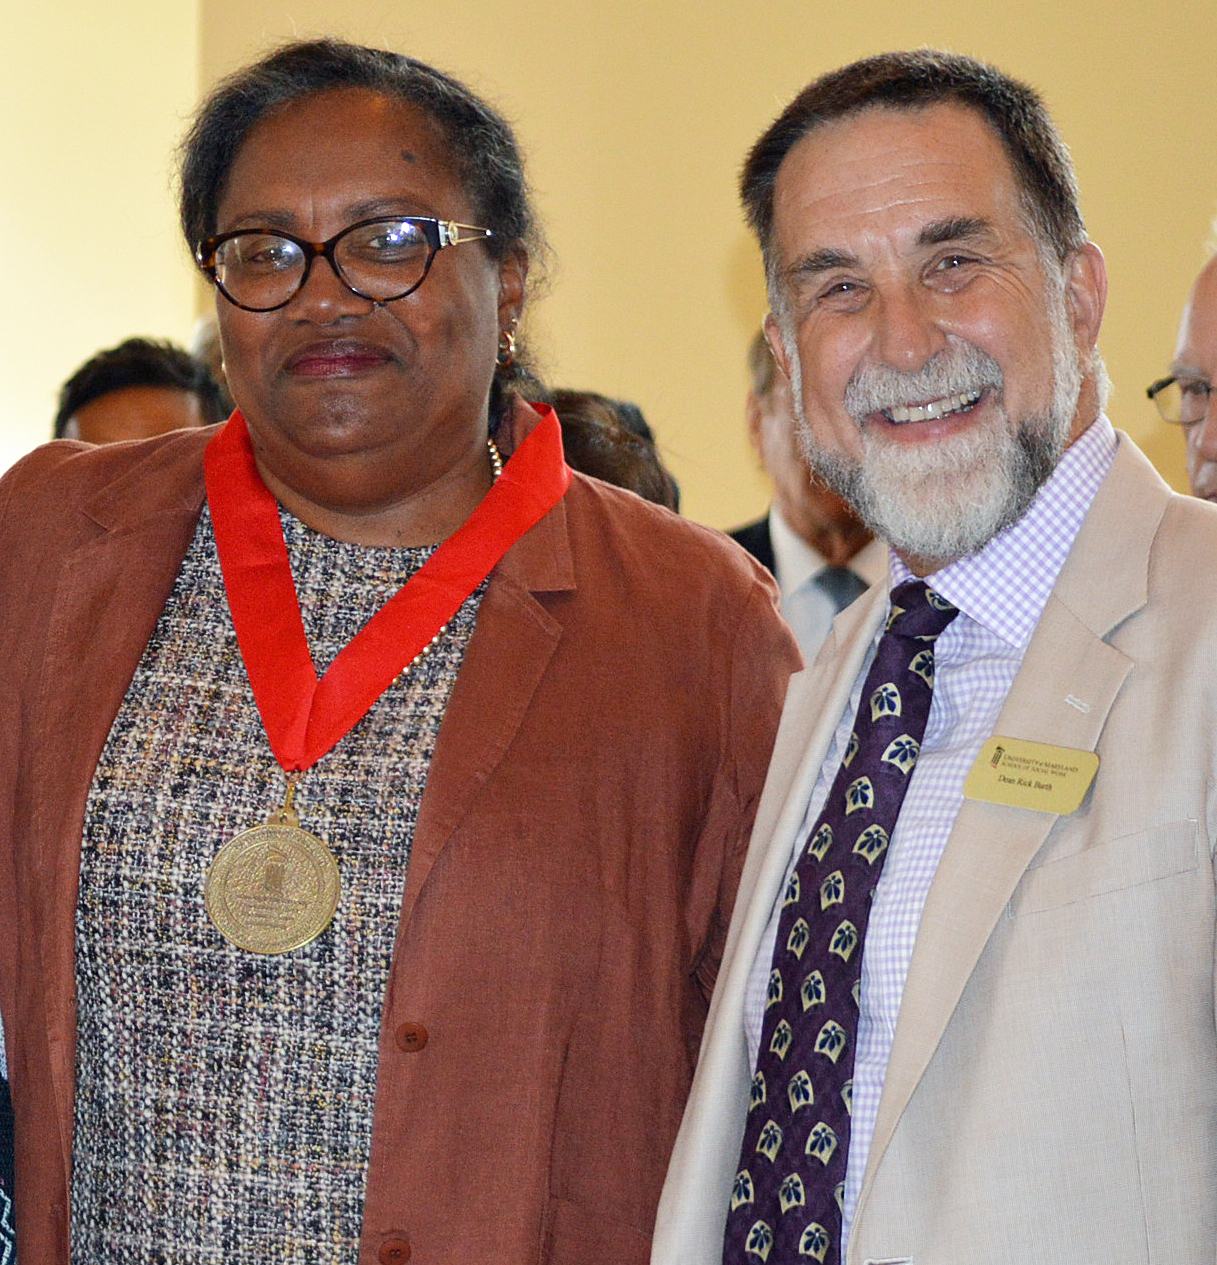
[378,1239,411,1264]
[395,1021,429,1052]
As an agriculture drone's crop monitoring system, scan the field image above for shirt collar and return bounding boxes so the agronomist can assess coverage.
[770,505,887,598]
[769,503,828,598]
[889,414,1118,649]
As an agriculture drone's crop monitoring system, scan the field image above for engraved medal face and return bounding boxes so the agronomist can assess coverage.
[205,819,340,955]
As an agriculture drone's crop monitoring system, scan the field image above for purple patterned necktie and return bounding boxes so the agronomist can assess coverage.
[723,580,958,1265]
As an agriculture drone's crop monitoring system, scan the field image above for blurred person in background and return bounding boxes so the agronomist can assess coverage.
[730,330,883,659]
[191,316,237,418]
[1148,249,1217,502]
[53,335,226,443]
[549,387,680,509]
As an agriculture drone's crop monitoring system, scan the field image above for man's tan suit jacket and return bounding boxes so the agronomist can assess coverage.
[654,433,1217,1265]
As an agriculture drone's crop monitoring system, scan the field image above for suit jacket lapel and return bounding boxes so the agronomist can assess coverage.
[724,585,889,976]
[27,436,209,1171]
[655,583,890,1259]
[396,476,575,929]
[857,435,1169,1206]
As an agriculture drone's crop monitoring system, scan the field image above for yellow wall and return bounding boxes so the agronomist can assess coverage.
[8,1,1216,527]
[2,0,200,471]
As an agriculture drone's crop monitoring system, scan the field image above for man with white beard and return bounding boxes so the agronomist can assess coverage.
[654,50,1217,1265]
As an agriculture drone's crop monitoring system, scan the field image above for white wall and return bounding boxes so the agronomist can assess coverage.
[7,2,1217,523]
[198,0,1217,521]
[1,0,199,471]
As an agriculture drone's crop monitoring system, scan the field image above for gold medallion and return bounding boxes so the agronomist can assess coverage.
[205,782,340,954]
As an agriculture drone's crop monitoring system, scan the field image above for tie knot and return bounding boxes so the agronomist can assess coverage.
[814,565,868,613]
[885,580,958,642]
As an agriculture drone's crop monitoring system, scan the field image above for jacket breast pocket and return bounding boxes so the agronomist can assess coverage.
[1011,818,1202,916]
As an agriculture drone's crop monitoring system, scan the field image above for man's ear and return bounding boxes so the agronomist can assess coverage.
[763,312,795,383]
[745,389,766,463]
[1066,241,1106,352]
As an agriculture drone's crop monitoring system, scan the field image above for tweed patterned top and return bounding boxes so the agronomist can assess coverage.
[71,503,483,1264]
[0,1072,12,1264]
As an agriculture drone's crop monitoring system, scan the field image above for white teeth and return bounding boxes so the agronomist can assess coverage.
[883,389,982,424]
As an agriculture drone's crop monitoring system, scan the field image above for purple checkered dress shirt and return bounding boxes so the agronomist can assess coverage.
[743,415,1118,1259]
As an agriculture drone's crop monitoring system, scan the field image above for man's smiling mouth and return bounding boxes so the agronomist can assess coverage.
[882,389,984,424]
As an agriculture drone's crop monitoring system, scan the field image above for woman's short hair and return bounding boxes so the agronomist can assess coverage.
[179,38,540,268]
[179,38,544,422]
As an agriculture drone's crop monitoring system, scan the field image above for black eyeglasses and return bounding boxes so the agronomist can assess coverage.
[195,216,494,312]
[1146,374,1213,426]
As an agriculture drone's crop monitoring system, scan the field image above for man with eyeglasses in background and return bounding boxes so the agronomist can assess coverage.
[1149,250,1217,502]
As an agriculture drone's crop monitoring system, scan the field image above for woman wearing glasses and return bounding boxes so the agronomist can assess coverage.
[0,38,797,1265]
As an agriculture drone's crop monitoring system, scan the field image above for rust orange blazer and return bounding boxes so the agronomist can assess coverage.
[0,402,800,1265]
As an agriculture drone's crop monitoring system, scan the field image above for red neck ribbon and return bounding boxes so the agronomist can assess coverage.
[204,407,570,771]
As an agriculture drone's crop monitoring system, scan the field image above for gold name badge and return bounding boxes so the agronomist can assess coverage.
[964,737,1098,815]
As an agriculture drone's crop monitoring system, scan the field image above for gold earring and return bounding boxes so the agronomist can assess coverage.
[496,328,516,368]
